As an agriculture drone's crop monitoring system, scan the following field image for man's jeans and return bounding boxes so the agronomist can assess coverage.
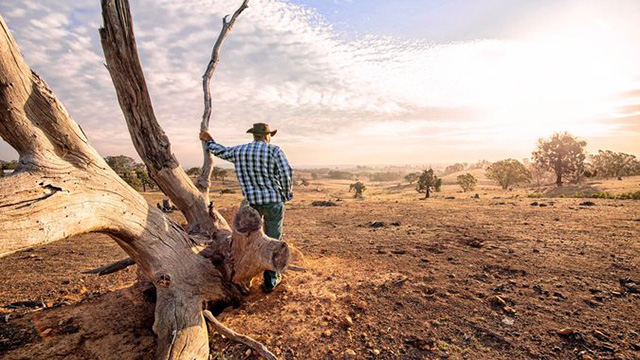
[250,202,284,291]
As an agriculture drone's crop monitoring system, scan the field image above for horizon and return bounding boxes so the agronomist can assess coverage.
[1,0,640,168]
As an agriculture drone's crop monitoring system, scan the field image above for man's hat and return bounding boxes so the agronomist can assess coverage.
[246,122,277,136]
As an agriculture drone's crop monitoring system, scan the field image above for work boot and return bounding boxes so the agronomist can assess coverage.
[262,270,281,292]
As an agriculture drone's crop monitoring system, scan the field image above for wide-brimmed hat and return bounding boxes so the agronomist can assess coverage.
[246,123,277,136]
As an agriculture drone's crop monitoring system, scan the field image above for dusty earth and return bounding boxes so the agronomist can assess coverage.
[1,177,640,359]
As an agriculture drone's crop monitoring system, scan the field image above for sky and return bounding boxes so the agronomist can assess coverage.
[1,0,639,167]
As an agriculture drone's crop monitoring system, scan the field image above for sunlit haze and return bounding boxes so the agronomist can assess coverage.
[1,0,639,167]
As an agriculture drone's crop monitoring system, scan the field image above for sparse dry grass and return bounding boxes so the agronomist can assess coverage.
[1,176,639,359]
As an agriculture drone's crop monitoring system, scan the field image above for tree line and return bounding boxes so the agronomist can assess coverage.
[347,131,639,198]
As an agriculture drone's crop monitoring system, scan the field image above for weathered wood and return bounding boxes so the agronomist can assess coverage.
[99,0,229,236]
[0,2,291,358]
[196,0,249,200]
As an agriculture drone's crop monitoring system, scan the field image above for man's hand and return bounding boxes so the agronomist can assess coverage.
[199,130,213,142]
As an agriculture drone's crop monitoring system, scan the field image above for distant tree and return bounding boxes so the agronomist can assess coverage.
[349,182,366,198]
[435,178,442,193]
[105,155,146,190]
[219,169,229,183]
[590,150,639,179]
[301,178,310,186]
[370,172,401,182]
[404,172,420,184]
[532,132,587,187]
[186,167,201,176]
[457,173,477,192]
[486,159,531,190]
[104,155,138,173]
[444,163,466,175]
[416,168,439,198]
[469,160,490,170]
[311,172,319,180]
[120,170,142,190]
[136,169,155,192]
[328,170,354,180]
[528,162,555,187]
[211,166,224,181]
[0,159,18,177]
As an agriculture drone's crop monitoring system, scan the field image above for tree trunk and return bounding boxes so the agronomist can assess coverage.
[0,1,289,359]
[556,174,562,187]
[425,188,430,199]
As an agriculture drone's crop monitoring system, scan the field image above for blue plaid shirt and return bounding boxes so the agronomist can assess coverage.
[206,140,293,205]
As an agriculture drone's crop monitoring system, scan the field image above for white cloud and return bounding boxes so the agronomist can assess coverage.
[1,0,639,166]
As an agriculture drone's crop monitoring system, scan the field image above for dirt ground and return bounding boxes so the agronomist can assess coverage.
[1,177,640,359]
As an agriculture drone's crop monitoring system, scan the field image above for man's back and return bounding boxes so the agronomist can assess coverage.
[207,140,293,205]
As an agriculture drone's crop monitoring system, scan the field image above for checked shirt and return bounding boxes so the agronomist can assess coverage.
[206,140,293,205]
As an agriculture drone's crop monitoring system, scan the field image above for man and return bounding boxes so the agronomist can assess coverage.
[199,123,293,292]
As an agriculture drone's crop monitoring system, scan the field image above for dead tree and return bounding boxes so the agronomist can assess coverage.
[0,1,289,359]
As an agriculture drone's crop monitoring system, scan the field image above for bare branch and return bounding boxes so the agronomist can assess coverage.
[203,310,278,360]
[196,0,250,198]
[82,257,135,275]
[99,0,229,235]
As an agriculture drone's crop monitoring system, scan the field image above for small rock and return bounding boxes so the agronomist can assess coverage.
[312,200,337,207]
[343,349,356,359]
[370,221,386,228]
[593,330,609,341]
[620,277,639,293]
[578,351,594,360]
[539,203,548,207]
[343,315,353,327]
[489,295,508,308]
[41,328,53,337]
[557,328,575,336]
[371,348,381,355]
[530,202,539,206]
[553,291,567,300]
[245,349,252,356]
[579,201,596,206]
[502,317,514,326]
[503,306,516,315]
[322,330,332,338]
[5,300,46,309]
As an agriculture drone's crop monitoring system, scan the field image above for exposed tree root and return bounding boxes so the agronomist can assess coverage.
[203,310,278,360]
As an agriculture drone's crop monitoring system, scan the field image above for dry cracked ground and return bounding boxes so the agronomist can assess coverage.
[1,179,639,360]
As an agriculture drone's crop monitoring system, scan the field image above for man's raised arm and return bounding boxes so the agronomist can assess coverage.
[200,130,236,162]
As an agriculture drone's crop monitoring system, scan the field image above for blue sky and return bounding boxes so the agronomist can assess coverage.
[1,0,639,167]
[292,0,548,41]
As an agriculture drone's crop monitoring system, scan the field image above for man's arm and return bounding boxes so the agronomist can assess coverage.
[200,130,235,162]
[274,147,293,201]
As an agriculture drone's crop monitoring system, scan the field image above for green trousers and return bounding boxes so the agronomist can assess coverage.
[250,202,284,291]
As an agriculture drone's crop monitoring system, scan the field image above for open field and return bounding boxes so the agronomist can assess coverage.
[1,177,640,359]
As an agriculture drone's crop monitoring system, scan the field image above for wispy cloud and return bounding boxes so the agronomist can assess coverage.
[1,0,639,166]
